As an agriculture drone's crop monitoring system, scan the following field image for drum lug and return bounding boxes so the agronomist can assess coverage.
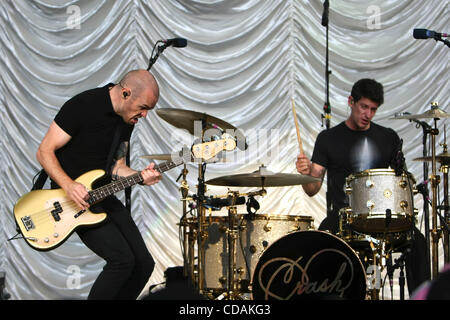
[345,186,353,194]
[366,200,375,210]
[400,200,408,209]
[365,179,374,188]
[264,223,272,232]
[398,180,408,189]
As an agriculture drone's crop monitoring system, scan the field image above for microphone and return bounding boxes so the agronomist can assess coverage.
[321,0,329,27]
[147,37,187,71]
[391,139,406,176]
[203,196,246,210]
[386,253,394,297]
[416,180,430,201]
[413,28,449,40]
[246,196,260,217]
[385,209,392,229]
[162,38,188,48]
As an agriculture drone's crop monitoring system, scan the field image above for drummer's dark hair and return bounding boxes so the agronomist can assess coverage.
[351,79,384,106]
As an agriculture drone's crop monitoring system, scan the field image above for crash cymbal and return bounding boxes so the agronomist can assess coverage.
[413,151,450,164]
[206,166,320,187]
[156,108,238,136]
[391,108,450,120]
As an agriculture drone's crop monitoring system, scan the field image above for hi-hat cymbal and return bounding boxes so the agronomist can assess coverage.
[206,166,320,187]
[156,108,238,136]
[391,108,450,120]
[413,151,450,164]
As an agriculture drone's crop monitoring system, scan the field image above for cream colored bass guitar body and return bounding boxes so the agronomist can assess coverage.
[14,170,107,251]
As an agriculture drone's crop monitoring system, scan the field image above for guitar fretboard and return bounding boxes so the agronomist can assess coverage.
[87,160,179,204]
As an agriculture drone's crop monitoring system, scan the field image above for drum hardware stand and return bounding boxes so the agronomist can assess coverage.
[439,129,450,264]
[226,192,240,300]
[178,164,194,280]
[368,241,381,300]
[392,248,408,300]
[195,121,208,294]
[409,113,433,280]
[429,102,441,279]
[209,188,267,300]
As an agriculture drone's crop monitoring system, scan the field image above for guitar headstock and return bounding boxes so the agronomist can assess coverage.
[192,134,237,161]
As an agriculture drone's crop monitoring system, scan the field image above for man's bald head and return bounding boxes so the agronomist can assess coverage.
[112,69,160,125]
[119,69,159,105]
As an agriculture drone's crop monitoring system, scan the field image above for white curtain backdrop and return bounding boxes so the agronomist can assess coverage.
[0,0,448,300]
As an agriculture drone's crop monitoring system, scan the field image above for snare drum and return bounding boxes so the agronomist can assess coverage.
[343,169,417,234]
[203,214,314,291]
[252,230,367,300]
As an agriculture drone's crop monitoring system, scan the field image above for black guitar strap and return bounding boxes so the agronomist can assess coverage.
[105,120,132,211]
[105,119,124,177]
[31,169,49,191]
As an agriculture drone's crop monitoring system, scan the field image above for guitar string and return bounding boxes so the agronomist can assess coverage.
[25,173,144,221]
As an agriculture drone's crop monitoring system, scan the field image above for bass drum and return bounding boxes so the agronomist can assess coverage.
[203,214,313,291]
[251,230,366,300]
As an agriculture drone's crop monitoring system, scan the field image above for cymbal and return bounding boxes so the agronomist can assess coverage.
[206,166,320,187]
[391,108,450,120]
[413,151,450,164]
[156,108,238,136]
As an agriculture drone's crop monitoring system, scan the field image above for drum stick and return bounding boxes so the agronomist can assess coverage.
[291,98,304,155]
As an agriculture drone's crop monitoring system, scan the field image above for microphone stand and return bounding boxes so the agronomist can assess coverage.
[434,36,450,48]
[321,0,331,130]
[393,249,409,300]
[147,41,169,71]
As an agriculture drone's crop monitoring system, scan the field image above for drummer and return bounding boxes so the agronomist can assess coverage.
[295,78,429,295]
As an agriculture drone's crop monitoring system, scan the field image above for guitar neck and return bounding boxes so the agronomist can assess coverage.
[87,160,180,205]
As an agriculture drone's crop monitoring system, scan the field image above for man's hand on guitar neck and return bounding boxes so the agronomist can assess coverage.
[140,163,162,186]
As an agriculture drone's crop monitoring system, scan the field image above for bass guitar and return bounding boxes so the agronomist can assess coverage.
[13,137,236,251]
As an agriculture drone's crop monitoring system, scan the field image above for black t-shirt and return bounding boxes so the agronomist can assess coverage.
[311,121,401,214]
[53,84,133,185]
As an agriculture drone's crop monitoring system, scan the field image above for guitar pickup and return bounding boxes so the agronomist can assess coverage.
[51,202,62,222]
[21,216,35,231]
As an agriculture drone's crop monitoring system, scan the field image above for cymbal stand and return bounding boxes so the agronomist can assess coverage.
[441,163,450,264]
[178,164,194,279]
[429,106,441,279]
[410,117,432,279]
[439,127,450,264]
[196,122,208,293]
[226,191,240,299]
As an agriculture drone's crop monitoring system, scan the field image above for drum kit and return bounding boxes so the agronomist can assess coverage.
[146,102,448,300]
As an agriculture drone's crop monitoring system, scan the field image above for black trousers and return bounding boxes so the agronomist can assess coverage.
[319,212,430,295]
[76,196,155,300]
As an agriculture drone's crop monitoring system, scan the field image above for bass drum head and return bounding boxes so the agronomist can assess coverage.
[251,230,366,300]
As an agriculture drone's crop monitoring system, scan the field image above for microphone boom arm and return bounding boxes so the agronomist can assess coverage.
[147,41,168,71]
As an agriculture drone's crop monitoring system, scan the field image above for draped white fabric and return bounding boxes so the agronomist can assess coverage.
[0,0,448,300]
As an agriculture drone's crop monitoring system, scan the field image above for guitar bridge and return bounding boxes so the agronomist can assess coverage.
[21,216,35,231]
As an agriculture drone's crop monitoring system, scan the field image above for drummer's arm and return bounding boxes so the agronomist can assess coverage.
[296,154,326,197]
